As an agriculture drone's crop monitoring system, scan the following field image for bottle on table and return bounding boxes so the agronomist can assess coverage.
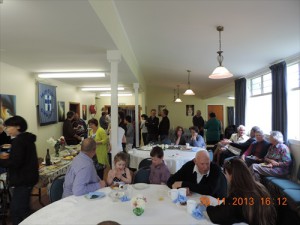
[45,149,51,166]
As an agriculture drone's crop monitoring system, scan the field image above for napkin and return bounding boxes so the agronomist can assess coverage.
[173,194,187,204]
[86,191,105,199]
[120,195,131,202]
[192,204,206,220]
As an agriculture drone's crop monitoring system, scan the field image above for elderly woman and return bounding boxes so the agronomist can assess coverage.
[173,126,186,145]
[251,131,292,181]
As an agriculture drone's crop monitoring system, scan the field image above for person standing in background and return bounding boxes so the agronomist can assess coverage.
[125,115,134,149]
[193,110,205,137]
[0,118,11,146]
[0,116,39,225]
[73,113,88,139]
[99,111,109,130]
[204,112,221,145]
[158,108,170,143]
[63,111,81,145]
[140,114,148,146]
[145,109,159,143]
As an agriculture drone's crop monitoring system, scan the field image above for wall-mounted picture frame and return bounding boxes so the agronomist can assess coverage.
[38,83,57,126]
[58,101,65,122]
[82,104,87,120]
[158,105,166,117]
[0,94,16,121]
[186,105,194,116]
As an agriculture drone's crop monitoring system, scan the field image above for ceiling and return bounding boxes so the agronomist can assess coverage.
[1,0,299,98]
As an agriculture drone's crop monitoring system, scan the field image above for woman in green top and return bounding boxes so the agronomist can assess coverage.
[88,118,109,167]
[204,112,221,145]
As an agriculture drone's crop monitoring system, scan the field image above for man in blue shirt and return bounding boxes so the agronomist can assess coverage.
[63,138,106,198]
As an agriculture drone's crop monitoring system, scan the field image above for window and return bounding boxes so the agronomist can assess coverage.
[250,73,272,96]
[287,62,300,140]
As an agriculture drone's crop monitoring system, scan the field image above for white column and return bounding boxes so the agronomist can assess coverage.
[107,50,121,167]
[133,83,139,147]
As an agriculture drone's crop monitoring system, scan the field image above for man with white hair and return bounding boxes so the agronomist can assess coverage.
[167,149,226,198]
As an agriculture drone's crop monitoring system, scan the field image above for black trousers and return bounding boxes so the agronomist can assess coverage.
[10,185,33,225]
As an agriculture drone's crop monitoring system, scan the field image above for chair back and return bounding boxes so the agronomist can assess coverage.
[138,158,152,169]
[133,167,150,184]
[49,174,65,203]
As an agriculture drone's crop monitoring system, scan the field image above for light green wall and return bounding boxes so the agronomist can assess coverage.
[0,62,95,158]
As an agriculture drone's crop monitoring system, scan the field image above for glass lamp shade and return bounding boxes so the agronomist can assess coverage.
[183,89,195,95]
[209,66,233,79]
[175,98,182,103]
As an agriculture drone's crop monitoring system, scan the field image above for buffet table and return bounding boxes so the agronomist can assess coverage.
[129,147,202,174]
[21,184,219,225]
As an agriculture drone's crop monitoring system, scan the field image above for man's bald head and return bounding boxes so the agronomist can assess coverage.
[195,149,210,175]
[81,138,96,154]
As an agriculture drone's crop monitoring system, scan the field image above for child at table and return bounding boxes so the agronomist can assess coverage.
[106,152,132,186]
[149,146,170,184]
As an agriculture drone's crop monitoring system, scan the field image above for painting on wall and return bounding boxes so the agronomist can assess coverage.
[38,83,57,126]
[158,105,166,117]
[58,101,65,122]
[0,94,16,121]
[186,105,194,116]
[82,105,87,120]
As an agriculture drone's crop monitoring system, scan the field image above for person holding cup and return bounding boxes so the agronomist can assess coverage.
[167,149,226,198]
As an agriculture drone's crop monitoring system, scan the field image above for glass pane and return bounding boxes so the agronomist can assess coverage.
[287,89,300,140]
[287,63,299,89]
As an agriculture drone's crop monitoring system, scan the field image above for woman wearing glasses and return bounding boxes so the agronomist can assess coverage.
[207,158,276,225]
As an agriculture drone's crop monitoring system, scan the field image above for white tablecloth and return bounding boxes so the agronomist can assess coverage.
[21,184,219,225]
[129,149,199,174]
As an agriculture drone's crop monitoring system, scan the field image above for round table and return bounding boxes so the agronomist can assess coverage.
[21,184,218,225]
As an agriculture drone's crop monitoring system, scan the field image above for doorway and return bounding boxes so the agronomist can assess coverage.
[69,102,80,116]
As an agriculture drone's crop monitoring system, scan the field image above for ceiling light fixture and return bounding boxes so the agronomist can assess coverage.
[183,70,195,95]
[99,93,132,97]
[38,72,105,78]
[175,85,182,102]
[81,87,124,91]
[209,26,233,79]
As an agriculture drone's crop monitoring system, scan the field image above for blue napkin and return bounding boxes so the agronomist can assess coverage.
[173,194,187,204]
[192,205,206,220]
[120,195,131,202]
[86,191,105,199]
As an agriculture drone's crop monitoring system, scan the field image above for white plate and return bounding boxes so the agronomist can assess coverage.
[133,183,149,190]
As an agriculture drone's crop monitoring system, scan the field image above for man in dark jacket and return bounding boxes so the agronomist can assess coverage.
[145,109,159,143]
[0,116,39,225]
[158,108,170,143]
[192,110,205,137]
[167,150,227,198]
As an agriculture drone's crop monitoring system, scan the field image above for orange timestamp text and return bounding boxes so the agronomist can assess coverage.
[216,197,288,206]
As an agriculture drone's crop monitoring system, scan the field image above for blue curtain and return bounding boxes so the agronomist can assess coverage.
[235,78,246,126]
[270,61,287,143]
[227,106,234,126]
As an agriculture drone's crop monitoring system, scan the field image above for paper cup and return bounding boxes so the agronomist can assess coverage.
[168,189,178,201]
[187,200,196,214]
[178,188,187,197]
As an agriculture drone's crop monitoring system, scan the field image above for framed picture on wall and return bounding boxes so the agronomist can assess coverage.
[158,105,166,117]
[186,105,194,116]
[38,82,57,126]
[82,105,87,120]
[58,101,65,122]
[0,94,16,121]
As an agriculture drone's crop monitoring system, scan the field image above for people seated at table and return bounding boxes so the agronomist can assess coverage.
[88,118,109,179]
[172,126,186,145]
[251,131,292,182]
[106,152,132,186]
[204,112,221,145]
[72,112,88,139]
[158,108,170,143]
[213,125,248,166]
[63,111,82,145]
[167,149,226,198]
[0,116,39,225]
[188,126,205,148]
[63,138,106,198]
[145,109,159,143]
[149,146,170,184]
[207,158,276,225]
[241,129,271,167]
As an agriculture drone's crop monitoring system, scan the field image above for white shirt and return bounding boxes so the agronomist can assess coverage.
[193,165,210,183]
[110,127,125,152]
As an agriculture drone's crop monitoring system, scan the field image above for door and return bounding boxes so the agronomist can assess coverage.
[207,105,224,133]
[69,102,80,116]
